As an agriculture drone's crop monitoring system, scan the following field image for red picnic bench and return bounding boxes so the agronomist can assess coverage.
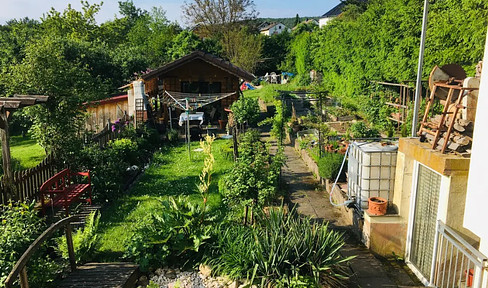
[40,168,92,216]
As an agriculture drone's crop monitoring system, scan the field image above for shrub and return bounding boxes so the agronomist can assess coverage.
[347,122,380,139]
[318,152,346,180]
[57,211,100,263]
[166,129,179,144]
[230,96,260,126]
[0,202,60,288]
[205,208,352,287]
[220,131,285,210]
[109,138,139,166]
[125,197,215,271]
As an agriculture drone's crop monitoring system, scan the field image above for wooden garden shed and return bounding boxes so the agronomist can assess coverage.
[138,51,255,126]
[84,94,129,132]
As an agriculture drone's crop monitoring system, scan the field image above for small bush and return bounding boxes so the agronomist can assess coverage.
[347,122,379,139]
[125,197,215,271]
[318,152,346,180]
[166,129,179,144]
[57,211,100,263]
[230,96,260,126]
[205,208,352,287]
[0,202,60,288]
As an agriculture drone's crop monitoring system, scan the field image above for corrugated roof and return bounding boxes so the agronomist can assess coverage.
[141,51,255,82]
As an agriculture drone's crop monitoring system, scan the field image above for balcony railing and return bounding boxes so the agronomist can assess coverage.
[432,221,488,288]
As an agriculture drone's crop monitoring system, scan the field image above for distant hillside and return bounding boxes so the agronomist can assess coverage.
[256,16,320,29]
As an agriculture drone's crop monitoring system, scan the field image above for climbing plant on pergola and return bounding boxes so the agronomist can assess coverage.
[0,95,48,200]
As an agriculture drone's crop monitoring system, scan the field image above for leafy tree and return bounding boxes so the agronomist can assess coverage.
[294,14,300,27]
[256,30,292,74]
[221,26,263,73]
[3,36,108,153]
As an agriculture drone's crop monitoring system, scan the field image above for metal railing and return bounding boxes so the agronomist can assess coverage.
[431,220,488,288]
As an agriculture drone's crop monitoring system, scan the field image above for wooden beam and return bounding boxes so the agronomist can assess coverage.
[0,101,21,109]
[0,107,13,198]
[13,95,49,103]
[0,98,37,106]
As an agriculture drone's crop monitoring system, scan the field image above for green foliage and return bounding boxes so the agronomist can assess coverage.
[95,139,233,259]
[256,31,292,75]
[126,196,215,271]
[206,207,352,287]
[220,130,284,208]
[347,122,380,139]
[230,96,260,126]
[58,211,100,263]
[166,128,179,144]
[318,152,346,180]
[221,26,263,73]
[309,0,488,128]
[0,202,60,288]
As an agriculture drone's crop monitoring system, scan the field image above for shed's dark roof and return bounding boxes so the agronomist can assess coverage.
[141,51,255,82]
[321,3,346,18]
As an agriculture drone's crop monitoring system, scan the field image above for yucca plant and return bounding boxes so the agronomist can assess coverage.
[206,207,353,287]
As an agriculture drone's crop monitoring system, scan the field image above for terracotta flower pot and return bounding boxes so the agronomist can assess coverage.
[368,197,387,216]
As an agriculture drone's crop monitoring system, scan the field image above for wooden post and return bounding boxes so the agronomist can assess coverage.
[0,108,15,200]
[19,267,29,288]
[232,125,238,161]
[65,224,77,272]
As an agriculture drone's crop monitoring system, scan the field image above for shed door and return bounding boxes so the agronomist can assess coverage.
[409,164,441,280]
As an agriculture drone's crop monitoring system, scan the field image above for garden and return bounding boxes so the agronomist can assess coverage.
[0,92,355,288]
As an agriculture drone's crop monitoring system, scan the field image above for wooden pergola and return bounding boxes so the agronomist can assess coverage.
[0,95,49,199]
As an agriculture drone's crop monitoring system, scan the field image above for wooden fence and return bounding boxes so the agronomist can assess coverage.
[1,120,129,205]
[0,154,57,205]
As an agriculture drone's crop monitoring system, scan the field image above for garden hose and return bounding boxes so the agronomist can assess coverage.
[329,144,355,207]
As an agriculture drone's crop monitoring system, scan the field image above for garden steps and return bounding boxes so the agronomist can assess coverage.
[48,203,102,227]
[57,262,139,288]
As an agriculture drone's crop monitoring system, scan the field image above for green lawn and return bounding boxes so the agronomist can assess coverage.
[243,82,308,103]
[1,135,46,171]
[95,139,234,261]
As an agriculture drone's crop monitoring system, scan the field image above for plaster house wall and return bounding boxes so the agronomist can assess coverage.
[465,29,488,260]
[390,139,479,259]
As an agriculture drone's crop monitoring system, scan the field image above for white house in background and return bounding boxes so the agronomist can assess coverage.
[319,3,345,28]
[260,22,290,36]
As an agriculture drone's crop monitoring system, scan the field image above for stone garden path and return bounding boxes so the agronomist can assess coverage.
[264,130,421,287]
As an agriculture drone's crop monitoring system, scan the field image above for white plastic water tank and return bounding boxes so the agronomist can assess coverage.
[347,141,398,210]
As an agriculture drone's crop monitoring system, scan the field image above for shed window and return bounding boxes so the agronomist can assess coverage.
[181,82,221,94]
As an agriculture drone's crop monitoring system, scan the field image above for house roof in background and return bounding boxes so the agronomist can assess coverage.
[321,3,345,18]
[260,22,286,32]
[141,51,255,82]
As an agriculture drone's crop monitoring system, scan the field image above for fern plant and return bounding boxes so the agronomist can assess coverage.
[57,211,100,263]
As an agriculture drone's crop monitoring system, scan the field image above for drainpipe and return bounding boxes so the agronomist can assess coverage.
[412,0,429,137]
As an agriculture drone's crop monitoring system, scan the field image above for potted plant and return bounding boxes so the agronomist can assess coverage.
[368,197,387,216]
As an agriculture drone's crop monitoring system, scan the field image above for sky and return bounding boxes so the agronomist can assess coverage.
[0,0,341,26]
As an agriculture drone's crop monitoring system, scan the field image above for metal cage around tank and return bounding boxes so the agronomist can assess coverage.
[347,141,398,211]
